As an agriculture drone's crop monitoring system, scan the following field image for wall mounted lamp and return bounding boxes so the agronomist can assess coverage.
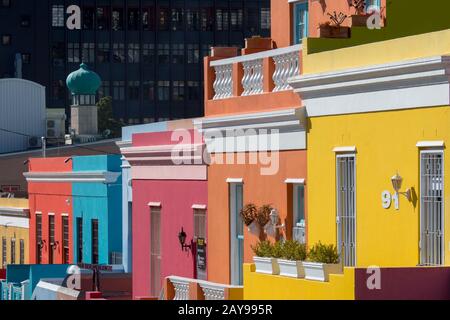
[391,172,412,201]
[269,209,285,230]
[178,227,192,252]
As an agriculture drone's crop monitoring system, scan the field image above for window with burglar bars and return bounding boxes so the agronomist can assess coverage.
[2,237,6,268]
[20,239,24,264]
[77,218,83,263]
[36,214,42,264]
[150,207,161,297]
[92,220,99,264]
[10,238,15,264]
[62,216,69,264]
[420,150,444,266]
[194,209,206,240]
[336,155,356,267]
[49,215,55,264]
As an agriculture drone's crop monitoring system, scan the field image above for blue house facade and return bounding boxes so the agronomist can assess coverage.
[72,155,122,265]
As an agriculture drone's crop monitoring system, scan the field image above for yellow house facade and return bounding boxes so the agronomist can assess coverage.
[0,198,29,268]
[290,29,450,268]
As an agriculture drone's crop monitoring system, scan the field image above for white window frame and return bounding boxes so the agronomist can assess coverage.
[229,181,244,286]
[336,153,357,267]
[419,149,445,266]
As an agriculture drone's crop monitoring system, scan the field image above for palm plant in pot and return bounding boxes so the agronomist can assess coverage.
[303,242,342,282]
[251,240,281,275]
[240,203,259,235]
[349,0,369,27]
[278,240,307,278]
[318,11,350,38]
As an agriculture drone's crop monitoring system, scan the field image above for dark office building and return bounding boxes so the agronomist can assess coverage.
[0,0,270,124]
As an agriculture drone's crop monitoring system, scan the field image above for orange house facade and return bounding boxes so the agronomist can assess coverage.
[195,0,318,286]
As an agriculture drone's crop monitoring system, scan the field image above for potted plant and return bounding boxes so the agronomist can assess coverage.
[240,203,259,235]
[278,240,307,278]
[303,242,342,282]
[349,0,369,27]
[318,11,350,38]
[257,205,272,228]
[251,240,280,275]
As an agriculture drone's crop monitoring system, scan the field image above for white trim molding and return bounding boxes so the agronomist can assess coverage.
[23,171,121,184]
[148,202,162,207]
[333,146,357,153]
[0,215,29,228]
[289,55,450,117]
[0,207,29,218]
[121,143,205,166]
[194,108,306,153]
[416,141,445,148]
[284,178,305,184]
[192,204,207,210]
[210,45,302,67]
[226,178,243,183]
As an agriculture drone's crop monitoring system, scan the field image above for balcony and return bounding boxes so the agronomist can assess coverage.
[204,40,303,117]
[165,276,243,300]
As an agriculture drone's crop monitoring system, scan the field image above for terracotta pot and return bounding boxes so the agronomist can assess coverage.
[318,25,351,38]
[350,14,369,27]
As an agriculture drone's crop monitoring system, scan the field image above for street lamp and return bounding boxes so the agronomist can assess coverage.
[391,172,412,201]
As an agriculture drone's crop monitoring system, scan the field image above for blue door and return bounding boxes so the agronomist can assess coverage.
[294,2,309,44]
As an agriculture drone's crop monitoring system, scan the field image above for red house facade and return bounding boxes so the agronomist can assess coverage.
[25,158,73,265]
[122,129,208,299]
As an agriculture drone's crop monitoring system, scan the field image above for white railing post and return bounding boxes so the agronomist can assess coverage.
[170,278,190,300]
[273,51,300,92]
[199,284,226,300]
[213,64,233,100]
[242,58,263,96]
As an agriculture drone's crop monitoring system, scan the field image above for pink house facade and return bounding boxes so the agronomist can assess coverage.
[122,129,208,299]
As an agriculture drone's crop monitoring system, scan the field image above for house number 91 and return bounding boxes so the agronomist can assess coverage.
[381,191,399,210]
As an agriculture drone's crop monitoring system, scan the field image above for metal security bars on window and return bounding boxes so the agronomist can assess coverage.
[420,151,444,266]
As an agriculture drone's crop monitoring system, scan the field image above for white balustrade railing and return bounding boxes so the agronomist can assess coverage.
[273,51,300,92]
[213,64,233,100]
[170,278,190,300]
[210,44,301,98]
[199,283,226,300]
[242,58,264,96]
[166,276,243,301]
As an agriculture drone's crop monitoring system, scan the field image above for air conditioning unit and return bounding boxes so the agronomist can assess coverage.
[46,119,61,139]
[28,136,40,148]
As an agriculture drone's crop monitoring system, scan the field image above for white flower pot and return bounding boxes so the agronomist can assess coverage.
[253,256,280,275]
[303,262,342,282]
[278,259,305,278]
[247,220,260,236]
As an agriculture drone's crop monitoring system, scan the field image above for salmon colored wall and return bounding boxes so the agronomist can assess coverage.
[205,91,302,118]
[309,0,387,37]
[270,0,293,47]
[28,158,73,265]
[207,151,307,284]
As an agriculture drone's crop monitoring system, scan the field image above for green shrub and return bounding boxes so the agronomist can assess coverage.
[307,242,340,264]
[271,241,284,259]
[281,240,307,261]
[251,240,273,258]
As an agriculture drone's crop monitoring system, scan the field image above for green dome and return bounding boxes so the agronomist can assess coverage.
[66,63,101,95]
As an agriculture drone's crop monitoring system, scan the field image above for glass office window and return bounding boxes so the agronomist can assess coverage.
[52,5,64,27]
[157,81,170,101]
[112,8,124,31]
